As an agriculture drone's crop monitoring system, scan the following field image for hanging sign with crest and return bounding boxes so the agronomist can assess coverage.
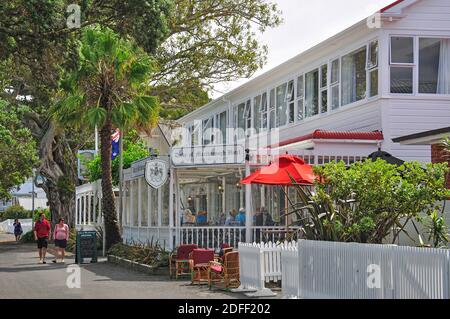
[144,159,169,189]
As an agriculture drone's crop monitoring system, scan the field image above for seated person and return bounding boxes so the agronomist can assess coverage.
[262,207,275,226]
[217,212,226,225]
[196,211,207,224]
[234,208,246,226]
[224,210,237,226]
[253,208,263,226]
[183,209,196,225]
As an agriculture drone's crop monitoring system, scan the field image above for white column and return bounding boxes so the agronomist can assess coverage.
[75,196,79,225]
[158,188,162,227]
[147,185,152,227]
[222,177,226,214]
[245,152,252,243]
[130,180,135,226]
[98,193,102,224]
[261,185,266,208]
[138,178,142,227]
[83,195,87,225]
[93,186,98,224]
[174,170,180,246]
[206,183,211,221]
[121,181,127,226]
[87,193,91,225]
[169,168,174,250]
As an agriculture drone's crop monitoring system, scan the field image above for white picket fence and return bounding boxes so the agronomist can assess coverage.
[0,219,32,234]
[280,240,450,299]
[234,241,297,297]
[281,244,299,299]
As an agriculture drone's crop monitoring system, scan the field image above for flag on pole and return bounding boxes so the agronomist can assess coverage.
[111,128,121,160]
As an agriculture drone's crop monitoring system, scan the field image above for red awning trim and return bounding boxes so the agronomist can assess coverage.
[269,130,384,149]
[380,0,405,13]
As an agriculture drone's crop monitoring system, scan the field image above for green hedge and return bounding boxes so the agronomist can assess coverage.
[0,205,31,220]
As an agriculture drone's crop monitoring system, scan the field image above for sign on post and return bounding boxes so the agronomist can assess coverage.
[75,231,98,264]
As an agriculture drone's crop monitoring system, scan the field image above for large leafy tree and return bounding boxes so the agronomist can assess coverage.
[0,0,281,226]
[287,160,450,245]
[52,27,159,249]
[0,99,38,199]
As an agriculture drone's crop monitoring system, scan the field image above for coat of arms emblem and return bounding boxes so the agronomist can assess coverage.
[145,159,168,189]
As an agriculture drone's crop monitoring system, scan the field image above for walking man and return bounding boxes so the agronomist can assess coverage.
[34,212,51,264]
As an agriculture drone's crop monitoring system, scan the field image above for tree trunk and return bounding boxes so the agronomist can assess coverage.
[22,113,77,227]
[100,119,122,250]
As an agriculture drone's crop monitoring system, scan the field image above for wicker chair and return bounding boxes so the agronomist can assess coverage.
[169,244,198,279]
[189,249,216,285]
[208,251,240,290]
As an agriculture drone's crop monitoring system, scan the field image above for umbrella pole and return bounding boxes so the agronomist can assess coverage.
[284,186,289,237]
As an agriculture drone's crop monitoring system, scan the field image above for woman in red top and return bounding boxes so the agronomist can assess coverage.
[34,212,51,264]
[52,218,69,263]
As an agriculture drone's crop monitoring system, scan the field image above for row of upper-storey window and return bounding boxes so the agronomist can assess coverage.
[186,39,379,145]
[186,35,450,146]
[390,36,450,95]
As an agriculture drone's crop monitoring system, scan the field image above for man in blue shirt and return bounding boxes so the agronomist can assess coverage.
[235,208,246,226]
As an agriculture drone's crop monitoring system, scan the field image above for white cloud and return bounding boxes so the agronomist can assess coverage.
[212,0,394,98]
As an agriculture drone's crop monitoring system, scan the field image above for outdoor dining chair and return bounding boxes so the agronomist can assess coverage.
[169,244,198,279]
[189,249,216,285]
[208,251,240,290]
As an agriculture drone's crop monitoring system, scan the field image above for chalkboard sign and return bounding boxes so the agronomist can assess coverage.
[75,231,98,264]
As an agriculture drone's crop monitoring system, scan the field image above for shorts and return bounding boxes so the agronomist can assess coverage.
[37,237,48,249]
[55,239,67,249]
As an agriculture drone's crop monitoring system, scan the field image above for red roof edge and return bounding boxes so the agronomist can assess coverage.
[380,0,405,13]
[271,130,384,149]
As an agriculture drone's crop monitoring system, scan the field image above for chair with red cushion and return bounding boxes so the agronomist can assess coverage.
[208,251,240,290]
[169,244,198,279]
[189,249,216,284]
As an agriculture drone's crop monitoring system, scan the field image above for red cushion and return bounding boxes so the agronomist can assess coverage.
[176,244,198,260]
[210,265,223,273]
[192,249,215,265]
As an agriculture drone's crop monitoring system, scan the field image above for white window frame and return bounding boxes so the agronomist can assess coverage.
[244,99,252,133]
[417,36,450,96]
[330,58,340,110]
[269,88,276,131]
[304,68,319,119]
[286,80,295,124]
[261,91,268,131]
[319,64,328,114]
[202,117,213,145]
[389,36,416,95]
[367,40,379,98]
[295,74,305,122]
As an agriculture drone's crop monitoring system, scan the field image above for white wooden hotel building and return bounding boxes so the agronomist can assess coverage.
[76,0,450,249]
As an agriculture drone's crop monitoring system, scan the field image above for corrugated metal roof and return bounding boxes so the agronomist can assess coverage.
[271,130,384,149]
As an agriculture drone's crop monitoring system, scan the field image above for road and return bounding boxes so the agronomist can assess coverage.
[0,235,244,299]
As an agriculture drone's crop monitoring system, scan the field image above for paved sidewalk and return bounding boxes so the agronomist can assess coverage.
[0,233,15,243]
[0,241,245,299]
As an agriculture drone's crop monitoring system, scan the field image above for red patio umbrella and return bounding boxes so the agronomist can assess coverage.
[240,154,316,186]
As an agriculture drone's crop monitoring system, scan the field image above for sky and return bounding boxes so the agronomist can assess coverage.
[211,0,394,99]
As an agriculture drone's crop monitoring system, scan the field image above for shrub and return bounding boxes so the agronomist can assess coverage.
[108,240,169,268]
[1,205,30,220]
[20,230,35,243]
[32,208,50,221]
[286,159,450,246]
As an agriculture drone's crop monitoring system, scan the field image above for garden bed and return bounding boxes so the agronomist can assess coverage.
[107,255,169,276]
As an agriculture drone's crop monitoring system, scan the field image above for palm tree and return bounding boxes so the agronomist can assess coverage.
[52,27,159,249]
